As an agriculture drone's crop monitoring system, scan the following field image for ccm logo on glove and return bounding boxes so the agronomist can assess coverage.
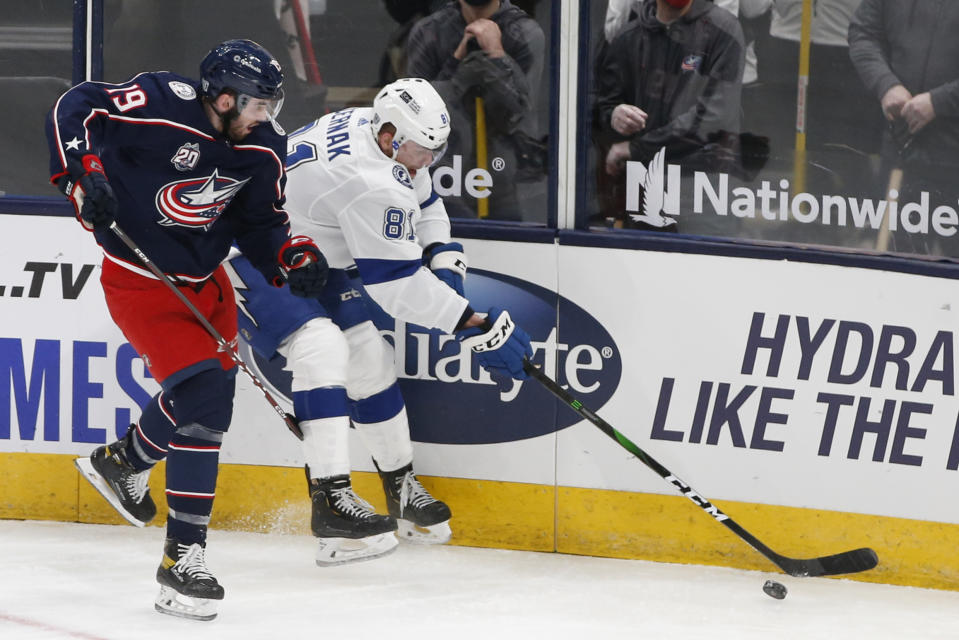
[457,308,533,382]
[461,310,515,352]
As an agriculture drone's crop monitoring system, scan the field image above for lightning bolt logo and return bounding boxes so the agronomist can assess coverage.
[223,257,259,330]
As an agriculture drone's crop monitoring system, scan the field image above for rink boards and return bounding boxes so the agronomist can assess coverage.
[2,214,959,591]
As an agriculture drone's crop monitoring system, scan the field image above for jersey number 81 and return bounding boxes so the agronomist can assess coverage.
[383,207,414,241]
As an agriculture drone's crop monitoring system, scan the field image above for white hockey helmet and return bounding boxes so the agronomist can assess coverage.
[371,78,450,162]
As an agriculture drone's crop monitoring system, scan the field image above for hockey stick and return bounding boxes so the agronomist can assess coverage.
[792,0,814,195]
[109,222,303,440]
[876,167,903,252]
[877,125,914,251]
[523,360,878,578]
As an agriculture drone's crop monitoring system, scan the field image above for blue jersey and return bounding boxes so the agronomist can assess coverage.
[46,71,291,282]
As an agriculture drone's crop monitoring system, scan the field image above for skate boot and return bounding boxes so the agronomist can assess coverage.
[308,472,398,566]
[378,462,452,544]
[155,538,225,621]
[74,425,156,526]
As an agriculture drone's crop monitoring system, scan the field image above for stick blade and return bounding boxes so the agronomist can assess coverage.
[780,548,878,577]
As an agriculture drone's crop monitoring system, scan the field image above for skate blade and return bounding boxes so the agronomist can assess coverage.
[154,585,219,621]
[74,457,146,528]
[315,533,399,566]
[396,519,452,545]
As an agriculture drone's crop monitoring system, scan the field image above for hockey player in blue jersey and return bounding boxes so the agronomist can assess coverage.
[224,78,533,565]
[45,39,328,621]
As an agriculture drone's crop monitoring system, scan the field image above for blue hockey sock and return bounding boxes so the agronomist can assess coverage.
[125,392,176,471]
[164,424,222,545]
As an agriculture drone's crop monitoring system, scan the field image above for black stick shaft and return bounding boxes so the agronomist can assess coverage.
[109,223,303,440]
[523,360,877,577]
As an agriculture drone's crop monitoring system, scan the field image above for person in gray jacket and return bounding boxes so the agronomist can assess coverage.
[598,0,745,179]
[407,0,546,222]
[848,0,959,257]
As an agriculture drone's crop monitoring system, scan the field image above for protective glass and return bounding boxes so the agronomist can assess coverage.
[236,90,285,122]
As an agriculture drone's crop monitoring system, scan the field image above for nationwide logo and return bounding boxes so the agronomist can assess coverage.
[155,170,250,230]
[625,146,959,239]
[239,269,623,445]
[628,147,677,229]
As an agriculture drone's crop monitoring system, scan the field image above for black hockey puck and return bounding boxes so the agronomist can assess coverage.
[762,579,787,600]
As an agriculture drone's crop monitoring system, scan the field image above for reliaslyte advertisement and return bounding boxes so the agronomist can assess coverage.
[3,215,959,527]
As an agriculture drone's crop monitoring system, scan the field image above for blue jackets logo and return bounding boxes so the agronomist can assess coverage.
[155,170,250,229]
[681,54,703,72]
[243,269,622,445]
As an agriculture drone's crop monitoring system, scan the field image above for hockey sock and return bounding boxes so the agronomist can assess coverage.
[351,383,413,472]
[300,417,352,479]
[294,386,351,479]
[163,368,235,545]
[126,392,176,471]
[165,424,222,545]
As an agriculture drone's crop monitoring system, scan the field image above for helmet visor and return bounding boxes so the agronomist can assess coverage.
[403,140,447,168]
[399,139,447,169]
[428,140,448,167]
[237,90,285,122]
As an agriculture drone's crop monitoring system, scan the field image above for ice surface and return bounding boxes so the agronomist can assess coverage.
[0,520,955,639]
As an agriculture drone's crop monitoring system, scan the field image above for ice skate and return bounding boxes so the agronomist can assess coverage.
[154,538,224,621]
[308,473,398,566]
[74,425,156,527]
[378,463,452,544]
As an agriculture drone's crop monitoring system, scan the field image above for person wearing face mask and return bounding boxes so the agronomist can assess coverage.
[405,0,547,221]
[605,0,743,43]
[596,0,746,230]
[223,78,534,566]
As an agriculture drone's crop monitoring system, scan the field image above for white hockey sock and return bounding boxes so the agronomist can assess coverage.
[300,416,352,479]
[354,407,414,472]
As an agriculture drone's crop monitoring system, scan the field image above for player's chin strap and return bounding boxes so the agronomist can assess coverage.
[390,137,402,161]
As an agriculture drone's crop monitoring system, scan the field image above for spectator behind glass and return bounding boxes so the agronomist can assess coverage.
[596,0,745,231]
[605,1,760,82]
[848,0,959,258]
[379,0,449,85]
[406,0,546,222]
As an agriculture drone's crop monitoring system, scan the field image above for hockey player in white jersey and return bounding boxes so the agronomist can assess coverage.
[225,78,532,565]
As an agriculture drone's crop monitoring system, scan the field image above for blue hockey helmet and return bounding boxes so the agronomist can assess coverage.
[200,39,284,118]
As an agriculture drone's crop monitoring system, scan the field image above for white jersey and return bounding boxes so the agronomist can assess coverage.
[284,107,469,334]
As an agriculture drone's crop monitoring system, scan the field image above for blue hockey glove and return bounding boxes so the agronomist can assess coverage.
[424,242,467,296]
[458,307,533,380]
[55,155,118,231]
[278,235,329,298]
